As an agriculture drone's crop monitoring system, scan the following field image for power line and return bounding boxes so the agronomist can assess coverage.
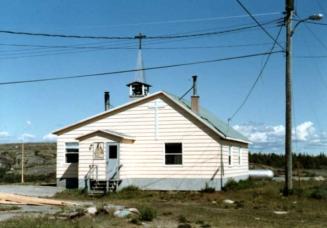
[0,30,134,40]
[303,23,327,51]
[84,12,282,28]
[294,55,327,58]
[0,41,273,51]
[0,21,280,41]
[0,42,136,51]
[0,51,282,86]
[146,22,280,39]
[0,45,135,60]
[0,22,281,59]
[228,24,284,122]
[302,21,327,26]
[142,18,282,46]
[235,0,285,50]
[0,42,272,60]
[144,42,274,50]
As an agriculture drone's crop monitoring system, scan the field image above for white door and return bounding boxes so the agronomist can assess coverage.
[106,143,119,180]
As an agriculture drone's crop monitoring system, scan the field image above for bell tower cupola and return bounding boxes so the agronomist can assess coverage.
[127,33,151,99]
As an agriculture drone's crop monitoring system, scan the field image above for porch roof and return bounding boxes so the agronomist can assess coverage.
[76,129,135,144]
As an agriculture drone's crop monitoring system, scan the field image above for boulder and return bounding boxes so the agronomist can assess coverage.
[113,209,131,218]
[223,199,234,204]
[128,208,140,215]
[273,211,288,215]
[314,176,325,181]
[86,207,97,215]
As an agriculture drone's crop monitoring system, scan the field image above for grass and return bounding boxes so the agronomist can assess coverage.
[1,180,327,227]
[0,205,20,211]
[139,206,157,221]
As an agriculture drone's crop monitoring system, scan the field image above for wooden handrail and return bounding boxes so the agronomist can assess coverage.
[85,164,98,182]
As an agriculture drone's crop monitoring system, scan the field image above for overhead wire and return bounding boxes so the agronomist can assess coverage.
[235,0,285,50]
[0,18,282,42]
[0,41,278,60]
[294,20,326,149]
[0,41,273,51]
[142,18,282,47]
[82,12,282,28]
[0,20,283,59]
[227,24,284,122]
[0,51,282,86]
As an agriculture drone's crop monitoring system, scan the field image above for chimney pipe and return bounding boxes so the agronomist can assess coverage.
[191,75,199,114]
[104,91,110,111]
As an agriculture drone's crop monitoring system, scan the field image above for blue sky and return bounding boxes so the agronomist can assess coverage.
[0,0,326,154]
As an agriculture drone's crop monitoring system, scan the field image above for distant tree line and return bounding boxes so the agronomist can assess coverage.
[249,152,327,169]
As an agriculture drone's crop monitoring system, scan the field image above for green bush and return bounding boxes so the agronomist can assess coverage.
[222,179,257,191]
[309,186,327,199]
[139,207,157,221]
[120,185,140,193]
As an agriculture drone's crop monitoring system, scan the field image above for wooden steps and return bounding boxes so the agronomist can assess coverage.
[87,179,121,195]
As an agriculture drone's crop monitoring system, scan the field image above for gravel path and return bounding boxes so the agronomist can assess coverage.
[0,185,63,197]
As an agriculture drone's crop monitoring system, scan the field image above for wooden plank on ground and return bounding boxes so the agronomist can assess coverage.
[0,193,76,206]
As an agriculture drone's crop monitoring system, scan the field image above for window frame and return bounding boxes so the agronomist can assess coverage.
[228,146,232,166]
[238,147,241,165]
[164,142,183,166]
[108,144,118,159]
[65,142,79,164]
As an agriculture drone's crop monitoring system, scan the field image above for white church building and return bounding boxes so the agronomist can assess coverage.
[53,51,249,193]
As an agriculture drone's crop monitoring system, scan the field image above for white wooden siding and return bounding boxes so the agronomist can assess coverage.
[57,98,249,180]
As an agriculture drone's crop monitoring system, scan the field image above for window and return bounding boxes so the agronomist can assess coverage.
[65,142,79,163]
[165,143,182,165]
[93,142,104,159]
[238,147,241,165]
[109,145,118,159]
[228,146,232,166]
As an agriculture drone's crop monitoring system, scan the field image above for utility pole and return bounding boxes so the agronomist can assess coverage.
[284,0,294,195]
[135,33,146,50]
[21,138,25,183]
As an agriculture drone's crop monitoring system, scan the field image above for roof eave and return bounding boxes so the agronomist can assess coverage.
[76,130,135,142]
[53,90,248,144]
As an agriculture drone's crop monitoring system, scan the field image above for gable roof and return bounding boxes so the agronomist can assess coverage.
[165,93,248,143]
[53,91,249,144]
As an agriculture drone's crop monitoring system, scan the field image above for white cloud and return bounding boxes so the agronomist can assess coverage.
[18,133,36,141]
[0,131,9,137]
[294,121,315,141]
[26,120,32,126]
[234,121,327,152]
[43,133,57,142]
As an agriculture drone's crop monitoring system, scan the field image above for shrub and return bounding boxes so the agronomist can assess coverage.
[309,186,327,200]
[222,179,257,191]
[120,185,140,193]
[177,215,189,223]
[200,183,215,193]
[139,207,157,221]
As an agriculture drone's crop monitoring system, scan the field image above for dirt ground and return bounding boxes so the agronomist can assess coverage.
[0,185,64,221]
[1,180,327,227]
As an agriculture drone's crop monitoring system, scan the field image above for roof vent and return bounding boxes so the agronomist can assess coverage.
[191,75,199,114]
